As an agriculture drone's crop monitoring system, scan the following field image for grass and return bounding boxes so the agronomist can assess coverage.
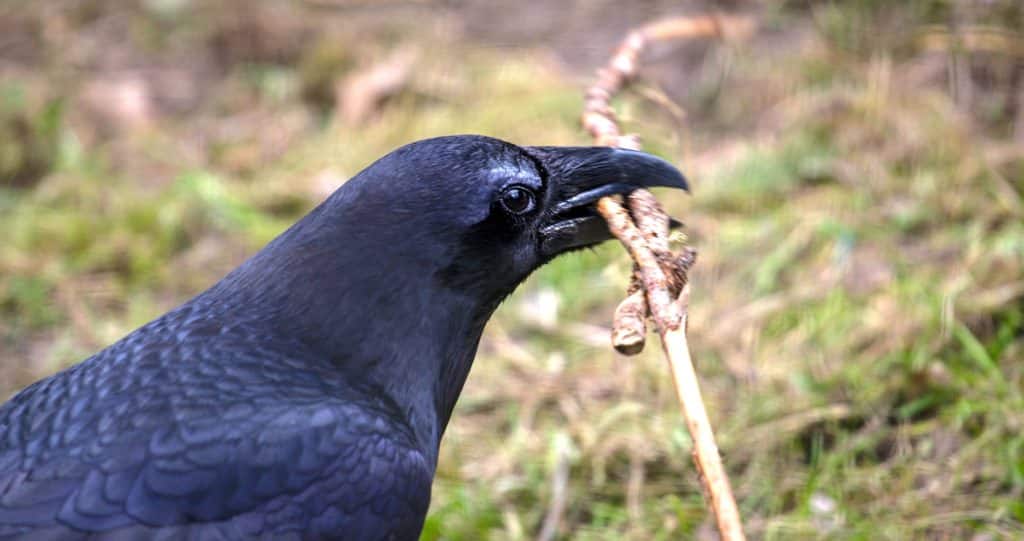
[1,1,1023,539]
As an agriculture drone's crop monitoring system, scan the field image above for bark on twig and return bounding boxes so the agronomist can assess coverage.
[611,267,647,355]
[582,13,752,541]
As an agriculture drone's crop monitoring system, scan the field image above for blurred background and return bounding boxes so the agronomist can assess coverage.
[1,0,1022,539]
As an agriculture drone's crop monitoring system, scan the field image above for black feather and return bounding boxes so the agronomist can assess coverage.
[0,135,687,540]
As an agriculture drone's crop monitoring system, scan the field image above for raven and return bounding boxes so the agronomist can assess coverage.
[0,135,687,540]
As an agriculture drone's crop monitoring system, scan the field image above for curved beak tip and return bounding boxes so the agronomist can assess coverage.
[610,147,690,193]
[532,144,691,256]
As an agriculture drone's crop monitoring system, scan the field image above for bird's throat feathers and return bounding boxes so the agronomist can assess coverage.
[208,207,501,453]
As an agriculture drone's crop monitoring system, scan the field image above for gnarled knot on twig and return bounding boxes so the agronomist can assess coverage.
[610,189,698,355]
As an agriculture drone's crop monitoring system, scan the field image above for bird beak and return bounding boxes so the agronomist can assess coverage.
[527,146,689,257]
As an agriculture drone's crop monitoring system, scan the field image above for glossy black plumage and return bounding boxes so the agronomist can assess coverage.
[0,135,687,540]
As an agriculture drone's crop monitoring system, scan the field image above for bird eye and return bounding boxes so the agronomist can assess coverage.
[499,186,536,215]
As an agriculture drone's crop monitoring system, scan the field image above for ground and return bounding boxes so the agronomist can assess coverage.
[1,1,1022,539]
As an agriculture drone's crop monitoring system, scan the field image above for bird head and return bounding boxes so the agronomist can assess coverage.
[227,135,689,441]
[325,135,689,307]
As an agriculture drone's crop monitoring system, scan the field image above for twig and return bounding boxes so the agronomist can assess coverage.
[611,268,646,355]
[581,13,752,541]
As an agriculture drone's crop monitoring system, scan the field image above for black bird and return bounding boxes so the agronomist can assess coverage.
[0,135,687,540]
